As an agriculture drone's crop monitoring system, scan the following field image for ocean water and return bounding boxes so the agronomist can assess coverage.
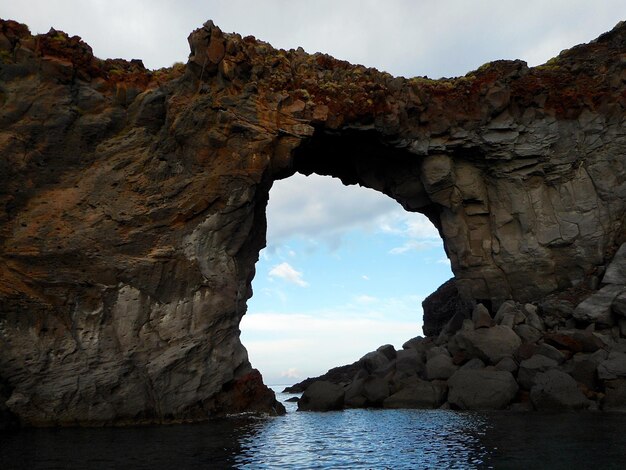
[2,386,626,469]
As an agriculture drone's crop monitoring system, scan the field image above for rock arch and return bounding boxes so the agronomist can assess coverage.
[0,19,625,425]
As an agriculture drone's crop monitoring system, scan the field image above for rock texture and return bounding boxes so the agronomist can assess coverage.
[1,18,626,425]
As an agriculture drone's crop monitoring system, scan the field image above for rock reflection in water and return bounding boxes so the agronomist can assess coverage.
[3,406,626,469]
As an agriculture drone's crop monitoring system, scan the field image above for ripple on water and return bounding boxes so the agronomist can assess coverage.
[3,398,626,469]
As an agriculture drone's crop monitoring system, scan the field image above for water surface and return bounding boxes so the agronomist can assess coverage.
[2,387,626,469]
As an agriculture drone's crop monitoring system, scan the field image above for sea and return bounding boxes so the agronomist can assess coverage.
[2,385,626,469]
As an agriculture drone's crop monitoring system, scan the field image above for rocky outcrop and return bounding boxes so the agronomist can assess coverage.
[289,268,626,412]
[0,17,625,425]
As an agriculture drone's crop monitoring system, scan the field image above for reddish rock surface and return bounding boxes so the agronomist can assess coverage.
[0,18,625,425]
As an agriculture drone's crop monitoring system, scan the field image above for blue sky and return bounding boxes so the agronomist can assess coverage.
[241,174,452,383]
[3,0,624,385]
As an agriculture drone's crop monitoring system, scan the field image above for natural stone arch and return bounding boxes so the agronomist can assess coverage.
[0,19,625,426]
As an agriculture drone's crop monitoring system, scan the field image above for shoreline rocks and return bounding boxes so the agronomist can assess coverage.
[295,256,626,413]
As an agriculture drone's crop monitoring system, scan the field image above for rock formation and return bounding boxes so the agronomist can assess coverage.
[0,17,625,425]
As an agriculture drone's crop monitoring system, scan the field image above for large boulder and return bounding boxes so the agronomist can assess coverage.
[362,376,390,406]
[602,379,626,411]
[603,243,626,285]
[394,349,425,379]
[573,285,624,326]
[447,369,518,410]
[472,304,493,329]
[298,381,345,411]
[448,325,522,364]
[563,351,607,389]
[544,330,605,353]
[422,279,472,337]
[530,370,590,410]
[518,355,559,389]
[426,353,458,380]
[597,351,626,380]
[383,380,447,409]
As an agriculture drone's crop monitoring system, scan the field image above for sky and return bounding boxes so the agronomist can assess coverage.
[3,1,624,385]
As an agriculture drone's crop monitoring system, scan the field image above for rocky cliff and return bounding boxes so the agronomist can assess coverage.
[0,18,625,426]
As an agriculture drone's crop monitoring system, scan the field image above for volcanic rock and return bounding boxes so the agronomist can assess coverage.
[1,17,626,425]
[447,369,518,410]
[298,381,345,411]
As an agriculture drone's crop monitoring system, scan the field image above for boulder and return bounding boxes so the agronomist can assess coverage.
[362,376,390,406]
[597,351,626,380]
[524,309,545,331]
[422,279,472,337]
[564,352,606,390]
[448,325,522,364]
[494,301,526,326]
[530,370,591,410]
[426,354,458,380]
[460,358,486,370]
[359,351,390,374]
[573,285,623,327]
[447,369,518,410]
[613,291,626,318]
[544,330,605,353]
[472,303,493,329]
[298,381,345,411]
[603,243,626,285]
[377,344,397,361]
[495,357,518,373]
[518,355,558,389]
[426,346,451,361]
[394,348,424,378]
[514,324,542,344]
[535,343,566,364]
[344,378,367,408]
[602,379,626,411]
[383,380,447,409]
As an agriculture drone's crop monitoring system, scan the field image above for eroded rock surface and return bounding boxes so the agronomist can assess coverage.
[1,18,626,425]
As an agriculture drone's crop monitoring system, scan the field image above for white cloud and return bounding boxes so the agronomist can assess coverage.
[268,262,308,287]
[240,302,424,383]
[361,275,370,281]
[267,174,399,246]
[3,1,621,76]
[389,240,442,255]
[281,368,300,379]
[355,294,377,304]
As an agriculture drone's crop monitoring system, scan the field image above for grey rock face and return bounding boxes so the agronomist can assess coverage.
[530,370,590,410]
[2,19,626,425]
[448,369,518,410]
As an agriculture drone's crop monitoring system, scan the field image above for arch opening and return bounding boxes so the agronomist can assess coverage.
[242,142,453,386]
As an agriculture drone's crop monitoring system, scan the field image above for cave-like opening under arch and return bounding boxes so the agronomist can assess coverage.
[241,129,455,386]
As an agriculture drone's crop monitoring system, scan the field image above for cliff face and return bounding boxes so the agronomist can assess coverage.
[0,18,625,425]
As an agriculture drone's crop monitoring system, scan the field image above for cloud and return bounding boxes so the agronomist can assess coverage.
[268,262,308,287]
[355,294,377,304]
[240,302,424,383]
[281,368,300,379]
[266,174,399,246]
[389,240,442,255]
[4,0,622,77]
[361,275,370,281]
